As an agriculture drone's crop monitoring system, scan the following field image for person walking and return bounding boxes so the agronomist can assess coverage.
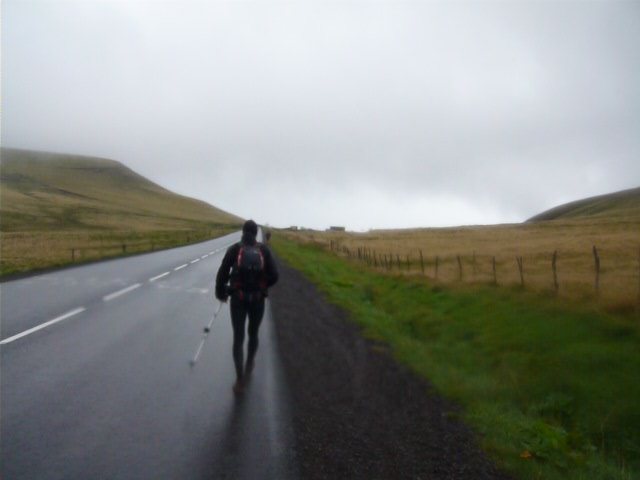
[215,220,278,394]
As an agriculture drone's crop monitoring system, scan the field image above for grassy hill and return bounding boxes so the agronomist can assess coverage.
[527,187,640,222]
[0,148,243,276]
[0,147,242,232]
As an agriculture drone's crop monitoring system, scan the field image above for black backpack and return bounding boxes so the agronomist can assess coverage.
[234,244,265,291]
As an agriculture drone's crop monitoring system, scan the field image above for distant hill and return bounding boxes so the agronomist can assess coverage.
[527,187,640,222]
[0,148,243,232]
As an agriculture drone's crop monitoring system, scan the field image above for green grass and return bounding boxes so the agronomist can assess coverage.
[272,234,640,480]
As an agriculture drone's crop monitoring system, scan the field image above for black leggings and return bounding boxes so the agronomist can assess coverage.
[230,297,265,381]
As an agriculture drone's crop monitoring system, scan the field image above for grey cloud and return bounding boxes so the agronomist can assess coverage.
[3,0,639,229]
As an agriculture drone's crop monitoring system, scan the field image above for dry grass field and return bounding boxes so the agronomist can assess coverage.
[0,228,235,276]
[287,216,640,311]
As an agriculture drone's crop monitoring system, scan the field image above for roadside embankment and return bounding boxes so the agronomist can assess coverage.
[269,260,514,480]
[270,235,640,480]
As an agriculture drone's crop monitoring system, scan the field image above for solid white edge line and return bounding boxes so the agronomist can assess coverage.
[0,307,86,345]
[149,272,170,282]
[174,264,188,271]
[103,283,142,302]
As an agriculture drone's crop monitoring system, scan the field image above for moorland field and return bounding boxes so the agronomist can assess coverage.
[291,216,640,312]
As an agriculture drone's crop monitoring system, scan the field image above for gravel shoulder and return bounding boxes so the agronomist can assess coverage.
[269,261,515,480]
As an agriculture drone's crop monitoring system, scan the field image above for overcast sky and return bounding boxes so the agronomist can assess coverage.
[3,0,639,230]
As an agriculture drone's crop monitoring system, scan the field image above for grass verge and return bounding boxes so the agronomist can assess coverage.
[272,234,640,480]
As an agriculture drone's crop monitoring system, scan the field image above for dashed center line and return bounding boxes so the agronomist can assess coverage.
[149,272,170,282]
[0,240,238,345]
[1,242,237,346]
[103,283,141,302]
[0,307,87,345]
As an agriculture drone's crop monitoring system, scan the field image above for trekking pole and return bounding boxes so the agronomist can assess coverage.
[190,301,224,367]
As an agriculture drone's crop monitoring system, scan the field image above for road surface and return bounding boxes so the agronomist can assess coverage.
[1,232,297,480]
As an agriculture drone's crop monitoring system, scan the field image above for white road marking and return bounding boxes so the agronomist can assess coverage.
[190,259,200,264]
[0,307,86,345]
[174,264,188,271]
[149,272,170,282]
[201,255,208,259]
[103,283,141,302]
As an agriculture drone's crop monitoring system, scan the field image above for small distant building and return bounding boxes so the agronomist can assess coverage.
[288,226,299,231]
[328,226,346,232]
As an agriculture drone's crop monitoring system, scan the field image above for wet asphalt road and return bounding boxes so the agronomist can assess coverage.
[1,232,297,480]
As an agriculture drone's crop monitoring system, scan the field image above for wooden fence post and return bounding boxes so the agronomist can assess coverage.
[472,251,477,279]
[516,256,524,287]
[593,246,600,296]
[419,250,425,275]
[456,255,463,281]
[492,256,497,286]
[71,248,75,261]
[122,244,127,253]
[406,255,410,271]
[552,250,559,294]
[396,254,402,270]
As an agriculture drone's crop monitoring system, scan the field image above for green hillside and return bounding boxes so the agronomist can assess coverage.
[527,187,640,222]
[0,148,243,232]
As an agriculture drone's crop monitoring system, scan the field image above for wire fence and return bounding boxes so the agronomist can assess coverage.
[326,239,640,312]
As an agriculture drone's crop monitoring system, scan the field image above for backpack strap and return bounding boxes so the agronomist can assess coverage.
[236,246,244,267]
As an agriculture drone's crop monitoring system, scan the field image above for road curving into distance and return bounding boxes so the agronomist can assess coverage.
[1,231,297,480]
